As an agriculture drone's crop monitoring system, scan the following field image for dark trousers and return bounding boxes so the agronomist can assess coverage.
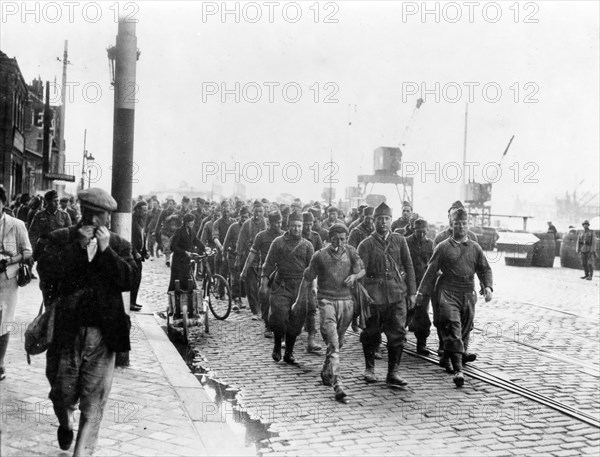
[438,288,476,354]
[259,287,271,329]
[245,266,261,315]
[228,253,242,299]
[408,294,431,341]
[581,252,594,277]
[131,258,142,305]
[305,291,318,334]
[360,300,407,352]
[268,278,307,340]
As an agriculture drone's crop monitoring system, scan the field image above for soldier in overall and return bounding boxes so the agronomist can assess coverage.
[292,223,364,402]
[358,202,416,387]
[405,218,434,355]
[301,211,323,353]
[261,211,314,364]
[577,220,596,280]
[241,210,283,332]
[417,207,493,387]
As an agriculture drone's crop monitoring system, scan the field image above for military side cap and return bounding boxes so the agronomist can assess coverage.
[309,207,322,218]
[374,202,392,217]
[363,206,374,217]
[239,206,250,216]
[253,200,263,208]
[44,190,58,201]
[268,211,282,223]
[402,200,413,209]
[78,187,118,212]
[414,218,428,229]
[328,223,348,238]
[287,211,302,224]
[302,211,314,223]
[449,200,465,212]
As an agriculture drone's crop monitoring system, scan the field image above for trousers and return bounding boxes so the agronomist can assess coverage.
[438,288,476,354]
[360,300,407,351]
[581,252,594,277]
[268,278,307,340]
[46,327,116,456]
[319,298,354,388]
[245,266,260,315]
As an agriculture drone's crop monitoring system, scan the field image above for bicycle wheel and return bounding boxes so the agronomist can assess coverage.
[208,274,232,320]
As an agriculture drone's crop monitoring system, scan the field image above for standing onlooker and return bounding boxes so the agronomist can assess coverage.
[37,188,136,453]
[577,220,596,280]
[547,221,558,239]
[144,199,161,259]
[60,197,78,225]
[131,201,148,311]
[16,193,30,222]
[27,196,43,228]
[0,187,33,381]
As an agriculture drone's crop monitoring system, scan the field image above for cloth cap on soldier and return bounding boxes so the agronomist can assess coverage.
[302,211,314,223]
[183,213,195,223]
[309,207,322,219]
[409,212,420,222]
[327,206,338,214]
[261,198,270,205]
[287,211,302,224]
[268,211,282,223]
[328,223,348,238]
[239,206,250,216]
[363,206,374,217]
[448,200,465,212]
[181,196,190,203]
[44,190,58,202]
[59,197,69,203]
[291,199,302,210]
[414,218,428,229]
[582,220,590,226]
[374,202,392,218]
[451,207,468,220]
[253,200,263,208]
[78,188,118,212]
[357,204,367,214]
[220,200,230,208]
[402,200,412,210]
[133,200,147,210]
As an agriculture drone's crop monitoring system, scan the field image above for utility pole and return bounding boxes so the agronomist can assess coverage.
[461,102,469,201]
[109,18,138,367]
[42,81,52,189]
[58,40,68,175]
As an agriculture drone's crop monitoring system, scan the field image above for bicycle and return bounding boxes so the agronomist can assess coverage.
[166,279,204,344]
[192,249,233,321]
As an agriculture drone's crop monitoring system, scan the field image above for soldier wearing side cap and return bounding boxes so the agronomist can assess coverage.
[417,207,493,387]
[28,190,72,261]
[261,211,314,364]
[242,211,284,332]
[577,220,597,280]
[348,206,374,249]
[357,202,417,388]
[405,218,434,355]
[37,188,137,454]
[302,211,323,353]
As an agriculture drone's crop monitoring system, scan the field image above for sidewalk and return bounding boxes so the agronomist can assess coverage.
[0,278,236,456]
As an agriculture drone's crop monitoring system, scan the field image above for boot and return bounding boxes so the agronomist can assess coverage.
[283,336,298,365]
[451,353,464,387]
[439,351,453,374]
[307,333,322,353]
[321,360,332,386]
[436,328,444,356]
[362,346,377,383]
[416,339,430,356]
[462,353,477,364]
[374,344,383,359]
[386,348,408,388]
[272,337,282,362]
[333,377,348,403]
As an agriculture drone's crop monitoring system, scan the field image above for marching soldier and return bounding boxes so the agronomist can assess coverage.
[358,202,416,388]
[417,207,493,387]
[348,206,374,249]
[28,190,72,261]
[261,212,314,364]
[405,218,434,355]
[224,206,250,310]
[302,211,323,353]
[292,223,365,402]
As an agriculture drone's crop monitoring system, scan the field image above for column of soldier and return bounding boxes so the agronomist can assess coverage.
[141,195,493,404]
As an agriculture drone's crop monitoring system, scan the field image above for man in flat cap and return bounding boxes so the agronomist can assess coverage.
[59,197,78,225]
[391,201,413,233]
[261,211,314,364]
[130,200,148,311]
[242,210,284,333]
[224,206,250,310]
[417,207,493,387]
[576,220,596,280]
[28,190,72,261]
[405,218,434,355]
[292,223,364,402]
[302,211,323,352]
[37,188,137,454]
[358,202,417,387]
[236,201,267,313]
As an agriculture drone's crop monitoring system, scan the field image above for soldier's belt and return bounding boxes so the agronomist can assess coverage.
[366,272,400,281]
[442,273,474,282]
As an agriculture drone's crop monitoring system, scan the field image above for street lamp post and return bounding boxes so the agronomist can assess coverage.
[81,129,95,190]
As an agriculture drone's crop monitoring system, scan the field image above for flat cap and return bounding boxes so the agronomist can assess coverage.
[374,202,392,218]
[302,211,314,223]
[414,218,428,229]
[327,206,338,213]
[44,190,58,201]
[78,187,118,212]
[328,223,348,238]
[133,200,148,210]
[183,213,196,223]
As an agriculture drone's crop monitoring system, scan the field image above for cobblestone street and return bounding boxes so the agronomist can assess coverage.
[139,254,600,456]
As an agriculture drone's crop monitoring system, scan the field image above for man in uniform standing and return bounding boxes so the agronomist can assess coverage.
[261,212,314,364]
[577,220,596,280]
[417,207,493,387]
[37,188,136,454]
[358,202,416,387]
[28,190,72,260]
[405,218,434,355]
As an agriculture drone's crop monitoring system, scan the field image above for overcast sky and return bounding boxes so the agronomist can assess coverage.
[2,1,598,221]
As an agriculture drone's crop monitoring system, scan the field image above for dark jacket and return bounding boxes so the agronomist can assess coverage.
[37,225,137,352]
[168,225,205,291]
